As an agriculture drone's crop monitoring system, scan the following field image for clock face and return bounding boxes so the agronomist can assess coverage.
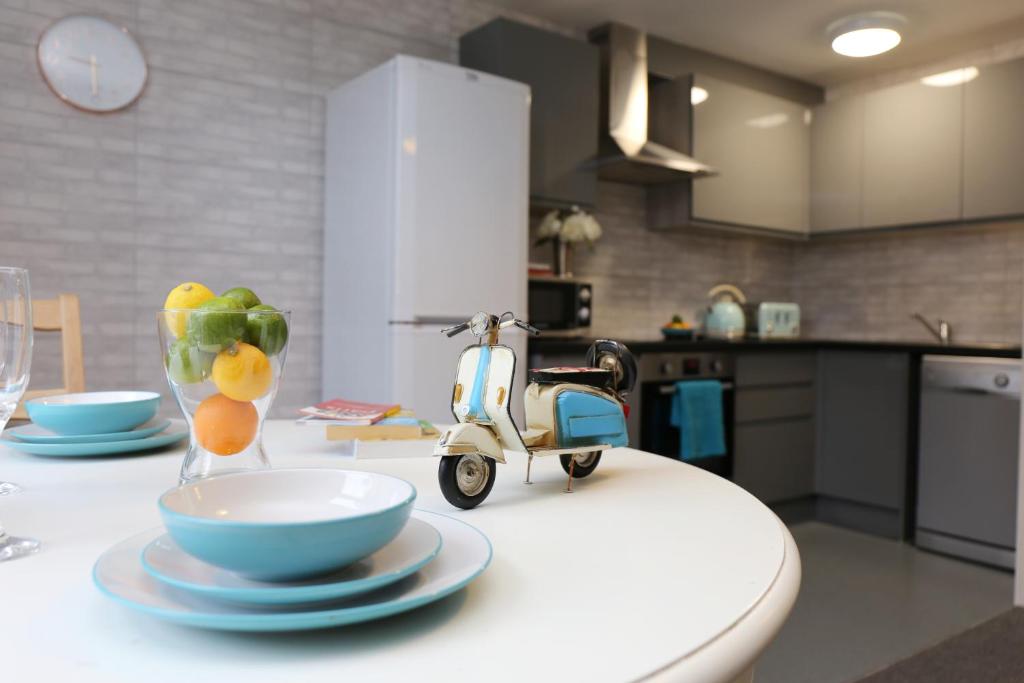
[37,15,147,113]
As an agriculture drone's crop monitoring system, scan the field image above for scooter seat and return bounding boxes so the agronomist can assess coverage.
[529,366,612,389]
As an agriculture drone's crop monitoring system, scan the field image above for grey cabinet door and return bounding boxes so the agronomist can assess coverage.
[862,79,962,227]
[460,19,598,208]
[816,351,909,509]
[810,94,863,232]
[691,74,810,234]
[734,419,815,504]
[963,58,1024,220]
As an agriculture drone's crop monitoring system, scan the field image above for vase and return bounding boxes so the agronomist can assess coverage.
[553,240,572,278]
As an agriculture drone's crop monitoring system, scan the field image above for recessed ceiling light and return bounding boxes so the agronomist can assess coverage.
[921,66,979,87]
[828,12,906,58]
[691,86,708,105]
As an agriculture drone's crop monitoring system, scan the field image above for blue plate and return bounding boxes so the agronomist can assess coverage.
[141,517,442,606]
[7,418,172,444]
[93,510,491,632]
[0,420,187,457]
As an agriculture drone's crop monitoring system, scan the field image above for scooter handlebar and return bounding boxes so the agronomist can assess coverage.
[441,322,470,337]
[499,318,540,335]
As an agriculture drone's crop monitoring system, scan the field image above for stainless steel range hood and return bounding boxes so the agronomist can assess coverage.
[590,24,715,184]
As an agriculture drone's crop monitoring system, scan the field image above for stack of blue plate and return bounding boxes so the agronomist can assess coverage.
[1,391,187,457]
[92,469,492,632]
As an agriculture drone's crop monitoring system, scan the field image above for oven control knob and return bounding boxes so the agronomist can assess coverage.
[995,373,1010,389]
[710,359,723,373]
[579,287,592,302]
[578,306,590,322]
[660,362,674,375]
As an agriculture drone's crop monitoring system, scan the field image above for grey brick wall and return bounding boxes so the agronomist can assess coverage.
[0,0,561,414]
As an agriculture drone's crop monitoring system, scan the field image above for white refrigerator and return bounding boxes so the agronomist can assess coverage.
[322,56,530,426]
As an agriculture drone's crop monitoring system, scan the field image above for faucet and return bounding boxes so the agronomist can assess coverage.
[912,313,952,345]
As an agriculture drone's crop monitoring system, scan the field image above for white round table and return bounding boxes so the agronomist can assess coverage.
[0,420,799,683]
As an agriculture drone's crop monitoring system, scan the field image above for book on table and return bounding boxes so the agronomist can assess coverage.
[298,398,400,425]
[325,416,439,442]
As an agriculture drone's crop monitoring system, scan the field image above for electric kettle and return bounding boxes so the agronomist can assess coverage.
[704,284,747,339]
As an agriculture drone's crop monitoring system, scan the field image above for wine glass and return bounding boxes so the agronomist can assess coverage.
[0,267,39,561]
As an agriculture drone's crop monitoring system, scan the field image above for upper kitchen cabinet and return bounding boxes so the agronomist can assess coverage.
[809,93,863,232]
[691,74,811,235]
[460,19,599,209]
[862,78,962,228]
[963,58,1024,220]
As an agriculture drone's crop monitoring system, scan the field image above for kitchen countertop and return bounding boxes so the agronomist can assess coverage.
[529,336,1022,359]
[1,419,800,683]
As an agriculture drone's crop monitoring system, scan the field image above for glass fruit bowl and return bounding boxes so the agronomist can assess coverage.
[157,305,290,483]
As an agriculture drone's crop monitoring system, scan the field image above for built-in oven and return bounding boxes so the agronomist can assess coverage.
[633,352,735,479]
[528,277,592,334]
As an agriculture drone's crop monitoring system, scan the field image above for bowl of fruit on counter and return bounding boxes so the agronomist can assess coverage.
[661,315,696,340]
[158,282,290,484]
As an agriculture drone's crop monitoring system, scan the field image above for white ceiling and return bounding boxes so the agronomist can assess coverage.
[487,0,1024,85]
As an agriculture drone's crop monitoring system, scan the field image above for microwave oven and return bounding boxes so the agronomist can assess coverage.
[528,278,592,333]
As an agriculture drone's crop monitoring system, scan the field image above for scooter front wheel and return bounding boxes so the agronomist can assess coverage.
[560,451,602,478]
[439,453,497,509]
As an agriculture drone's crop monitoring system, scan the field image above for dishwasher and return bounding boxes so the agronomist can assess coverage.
[916,355,1021,569]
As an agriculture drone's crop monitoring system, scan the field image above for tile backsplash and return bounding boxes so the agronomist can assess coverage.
[533,182,1024,345]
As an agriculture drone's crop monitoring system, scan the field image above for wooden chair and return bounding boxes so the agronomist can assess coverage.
[12,294,85,419]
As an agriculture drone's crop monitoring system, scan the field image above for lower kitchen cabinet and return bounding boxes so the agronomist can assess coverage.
[733,352,816,505]
[734,419,815,504]
[816,351,909,536]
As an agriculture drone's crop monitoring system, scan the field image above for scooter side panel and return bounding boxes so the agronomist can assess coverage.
[554,391,628,448]
[485,345,528,452]
[452,345,482,422]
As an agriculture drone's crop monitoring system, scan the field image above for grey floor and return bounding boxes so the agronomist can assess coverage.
[756,522,1014,683]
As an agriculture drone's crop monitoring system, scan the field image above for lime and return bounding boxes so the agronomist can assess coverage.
[163,282,216,337]
[221,287,261,310]
[187,296,247,352]
[245,304,288,357]
[165,338,215,384]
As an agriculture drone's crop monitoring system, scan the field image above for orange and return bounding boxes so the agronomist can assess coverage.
[194,393,258,456]
[212,342,272,402]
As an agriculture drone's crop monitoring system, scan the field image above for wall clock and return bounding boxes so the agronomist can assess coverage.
[37,15,147,113]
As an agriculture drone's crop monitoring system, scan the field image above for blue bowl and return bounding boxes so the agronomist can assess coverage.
[26,391,161,436]
[158,469,417,582]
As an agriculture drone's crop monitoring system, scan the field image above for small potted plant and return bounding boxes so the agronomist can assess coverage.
[535,206,602,278]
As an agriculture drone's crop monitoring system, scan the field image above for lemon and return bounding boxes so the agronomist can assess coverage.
[212,342,272,401]
[164,282,216,337]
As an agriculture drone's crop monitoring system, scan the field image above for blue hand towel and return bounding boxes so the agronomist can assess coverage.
[669,380,726,461]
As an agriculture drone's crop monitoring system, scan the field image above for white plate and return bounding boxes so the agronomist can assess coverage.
[7,418,172,444]
[141,517,442,605]
[93,510,491,632]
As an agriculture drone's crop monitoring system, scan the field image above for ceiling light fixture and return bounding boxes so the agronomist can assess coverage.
[828,12,906,58]
[691,86,708,105]
[921,66,979,87]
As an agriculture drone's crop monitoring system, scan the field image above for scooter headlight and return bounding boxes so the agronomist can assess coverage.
[469,312,491,336]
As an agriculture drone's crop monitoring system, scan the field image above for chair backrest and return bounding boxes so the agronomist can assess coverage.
[13,294,85,419]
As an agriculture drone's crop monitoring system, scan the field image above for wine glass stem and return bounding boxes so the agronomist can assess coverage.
[0,524,41,562]
[0,481,22,495]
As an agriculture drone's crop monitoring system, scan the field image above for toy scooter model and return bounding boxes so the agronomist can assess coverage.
[434,311,637,509]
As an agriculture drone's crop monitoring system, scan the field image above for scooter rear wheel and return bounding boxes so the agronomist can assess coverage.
[560,451,602,478]
[439,453,497,509]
